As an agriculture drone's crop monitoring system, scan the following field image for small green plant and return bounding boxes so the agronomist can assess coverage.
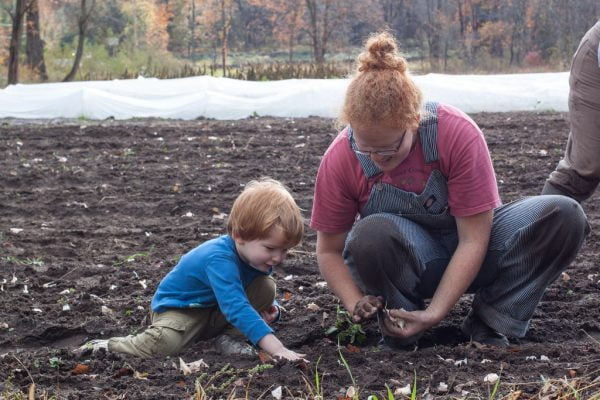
[300,355,324,400]
[113,245,155,267]
[411,370,418,400]
[325,305,366,345]
[48,357,62,369]
[122,148,135,156]
[194,362,274,398]
[488,368,502,400]
[2,256,44,266]
[385,383,395,400]
[124,309,133,316]
[337,339,358,400]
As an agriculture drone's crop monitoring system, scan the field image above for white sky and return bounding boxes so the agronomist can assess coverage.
[0,72,569,120]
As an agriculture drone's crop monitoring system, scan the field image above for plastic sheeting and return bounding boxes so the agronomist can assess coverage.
[0,72,569,120]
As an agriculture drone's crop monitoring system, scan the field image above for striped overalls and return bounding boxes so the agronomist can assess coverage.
[343,102,589,339]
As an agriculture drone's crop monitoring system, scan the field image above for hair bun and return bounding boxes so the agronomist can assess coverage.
[357,31,407,73]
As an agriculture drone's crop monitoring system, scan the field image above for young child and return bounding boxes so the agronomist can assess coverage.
[75,178,306,361]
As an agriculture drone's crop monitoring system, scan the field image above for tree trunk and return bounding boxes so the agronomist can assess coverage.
[288,23,296,62]
[305,0,321,64]
[188,0,196,59]
[7,0,31,85]
[25,0,47,81]
[220,0,231,77]
[63,0,94,82]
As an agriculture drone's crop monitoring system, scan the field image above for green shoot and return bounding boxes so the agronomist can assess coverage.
[488,368,502,400]
[337,338,358,400]
[411,369,417,400]
[113,245,155,267]
[385,383,394,400]
[315,355,323,400]
[564,380,581,400]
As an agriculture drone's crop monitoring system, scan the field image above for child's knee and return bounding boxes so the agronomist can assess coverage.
[145,326,185,357]
[245,275,276,311]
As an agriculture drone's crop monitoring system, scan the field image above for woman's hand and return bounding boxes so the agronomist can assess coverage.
[352,295,384,322]
[381,308,440,339]
[260,305,280,325]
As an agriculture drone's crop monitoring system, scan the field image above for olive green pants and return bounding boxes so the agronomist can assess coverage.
[107,275,276,358]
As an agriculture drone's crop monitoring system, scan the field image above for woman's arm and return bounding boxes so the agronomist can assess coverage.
[316,230,365,314]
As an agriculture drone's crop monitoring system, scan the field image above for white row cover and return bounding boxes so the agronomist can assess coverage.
[0,72,568,120]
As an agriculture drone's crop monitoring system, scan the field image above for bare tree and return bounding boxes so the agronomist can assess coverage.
[188,0,197,59]
[63,0,96,82]
[304,0,335,65]
[6,0,33,85]
[218,0,234,77]
[25,0,47,81]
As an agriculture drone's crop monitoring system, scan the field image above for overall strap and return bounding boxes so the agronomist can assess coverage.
[419,101,439,164]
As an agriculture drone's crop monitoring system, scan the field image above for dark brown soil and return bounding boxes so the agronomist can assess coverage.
[1,113,599,399]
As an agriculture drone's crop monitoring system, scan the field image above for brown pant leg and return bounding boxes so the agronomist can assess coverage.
[544,21,600,201]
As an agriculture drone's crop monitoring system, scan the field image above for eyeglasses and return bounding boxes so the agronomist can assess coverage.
[353,130,407,157]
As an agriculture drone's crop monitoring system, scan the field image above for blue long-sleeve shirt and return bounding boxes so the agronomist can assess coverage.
[151,235,273,345]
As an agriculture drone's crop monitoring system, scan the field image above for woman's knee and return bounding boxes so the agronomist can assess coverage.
[346,215,398,257]
[545,195,590,240]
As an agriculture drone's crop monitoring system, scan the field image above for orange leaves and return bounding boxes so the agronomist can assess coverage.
[72,363,90,375]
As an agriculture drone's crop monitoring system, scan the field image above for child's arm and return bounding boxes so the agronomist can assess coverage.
[258,333,307,361]
[260,303,281,324]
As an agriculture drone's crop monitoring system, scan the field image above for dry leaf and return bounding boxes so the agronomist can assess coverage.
[271,386,282,399]
[258,350,273,363]
[113,368,134,378]
[346,344,361,353]
[395,384,411,396]
[179,358,192,375]
[506,390,522,400]
[134,371,149,380]
[283,291,292,301]
[234,378,246,387]
[306,303,321,311]
[345,386,356,398]
[567,369,577,378]
[484,373,499,384]
[28,383,35,400]
[72,364,90,375]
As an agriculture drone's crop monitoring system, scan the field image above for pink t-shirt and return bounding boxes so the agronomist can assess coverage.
[310,104,501,234]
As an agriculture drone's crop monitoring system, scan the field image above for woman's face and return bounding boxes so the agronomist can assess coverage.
[351,120,418,172]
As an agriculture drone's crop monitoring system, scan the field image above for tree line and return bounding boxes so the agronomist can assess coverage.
[2,0,599,85]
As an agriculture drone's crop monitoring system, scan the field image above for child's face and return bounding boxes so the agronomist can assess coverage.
[352,120,417,172]
[234,225,289,273]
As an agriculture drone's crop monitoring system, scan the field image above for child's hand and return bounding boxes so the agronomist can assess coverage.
[260,304,280,324]
[352,295,384,322]
[271,347,308,362]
